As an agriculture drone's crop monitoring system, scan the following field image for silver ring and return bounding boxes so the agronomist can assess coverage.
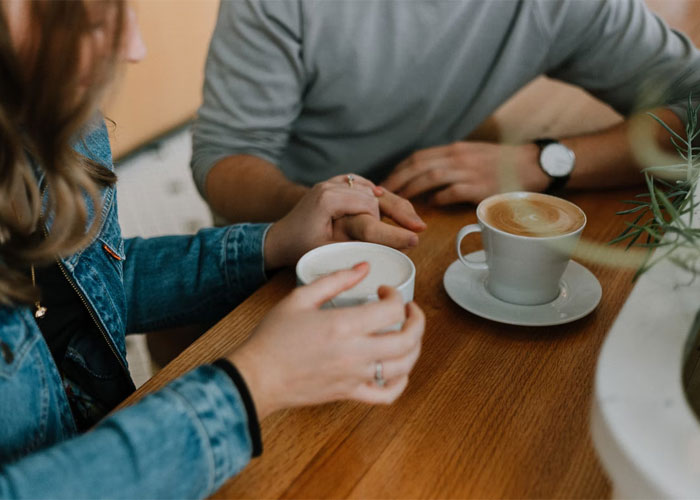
[374,361,385,387]
[346,174,355,188]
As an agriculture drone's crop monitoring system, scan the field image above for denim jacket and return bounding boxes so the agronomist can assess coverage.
[0,121,270,498]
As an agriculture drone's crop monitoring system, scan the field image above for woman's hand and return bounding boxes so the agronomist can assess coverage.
[333,186,427,249]
[264,175,425,269]
[264,175,378,269]
[227,263,425,420]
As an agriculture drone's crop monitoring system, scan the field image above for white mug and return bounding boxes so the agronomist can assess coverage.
[296,242,415,328]
[456,192,586,305]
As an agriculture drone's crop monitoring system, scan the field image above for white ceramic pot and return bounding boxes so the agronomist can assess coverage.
[591,187,700,498]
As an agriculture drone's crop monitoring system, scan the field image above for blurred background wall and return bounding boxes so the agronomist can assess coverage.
[104,0,219,159]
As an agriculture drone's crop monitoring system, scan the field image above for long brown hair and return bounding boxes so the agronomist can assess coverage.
[0,0,124,305]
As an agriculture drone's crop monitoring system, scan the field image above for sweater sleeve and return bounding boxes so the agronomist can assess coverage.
[191,0,305,197]
[536,0,700,121]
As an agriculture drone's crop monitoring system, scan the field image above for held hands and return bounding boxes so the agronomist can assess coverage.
[227,263,425,420]
[382,141,548,205]
[264,174,426,269]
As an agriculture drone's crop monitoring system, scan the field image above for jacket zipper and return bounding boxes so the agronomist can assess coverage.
[39,193,130,376]
[53,257,130,375]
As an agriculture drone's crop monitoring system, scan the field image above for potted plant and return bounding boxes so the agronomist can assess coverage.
[591,96,700,498]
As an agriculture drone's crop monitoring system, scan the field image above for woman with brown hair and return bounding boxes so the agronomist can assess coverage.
[0,1,424,497]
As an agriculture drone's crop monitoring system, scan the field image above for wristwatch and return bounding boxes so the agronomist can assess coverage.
[534,138,575,194]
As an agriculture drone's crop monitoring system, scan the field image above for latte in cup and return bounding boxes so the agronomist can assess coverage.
[456,192,586,305]
[296,242,415,307]
[479,193,586,237]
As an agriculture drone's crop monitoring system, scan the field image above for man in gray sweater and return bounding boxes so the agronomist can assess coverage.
[192,0,700,245]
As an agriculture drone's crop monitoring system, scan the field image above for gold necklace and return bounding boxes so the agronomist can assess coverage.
[11,198,47,319]
[30,264,47,319]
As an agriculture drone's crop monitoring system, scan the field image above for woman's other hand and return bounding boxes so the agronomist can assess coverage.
[227,263,425,420]
[264,175,425,269]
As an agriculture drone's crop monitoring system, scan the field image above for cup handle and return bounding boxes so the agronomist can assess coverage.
[456,224,488,270]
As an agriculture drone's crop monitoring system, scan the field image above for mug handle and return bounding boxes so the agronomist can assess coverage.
[456,224,488,270]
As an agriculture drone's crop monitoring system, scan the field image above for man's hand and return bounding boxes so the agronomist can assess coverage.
[264,175,426,270]
[336,186,427,249]
[207,155,427,247]
[382,141,548,205]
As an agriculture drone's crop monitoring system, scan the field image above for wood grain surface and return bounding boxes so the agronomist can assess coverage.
[120,1,700,498]
[123,190,641,499]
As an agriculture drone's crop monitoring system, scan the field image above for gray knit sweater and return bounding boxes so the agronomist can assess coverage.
[192,0,700,193]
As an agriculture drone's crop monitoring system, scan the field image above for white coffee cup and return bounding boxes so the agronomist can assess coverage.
[296,242,415,312]
[456,192,586,305]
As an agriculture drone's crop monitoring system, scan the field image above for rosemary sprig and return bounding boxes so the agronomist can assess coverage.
[612,94,700,278]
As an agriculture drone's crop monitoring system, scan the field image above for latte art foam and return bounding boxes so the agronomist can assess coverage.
[480,193,585,237]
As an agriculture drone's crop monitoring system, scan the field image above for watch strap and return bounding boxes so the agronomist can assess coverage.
[534,138,557,149]
[544,173,570,194]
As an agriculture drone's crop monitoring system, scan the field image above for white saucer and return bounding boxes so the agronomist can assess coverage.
[443,251,602,326]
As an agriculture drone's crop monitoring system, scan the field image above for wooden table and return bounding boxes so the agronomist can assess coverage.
[124,189,640,498]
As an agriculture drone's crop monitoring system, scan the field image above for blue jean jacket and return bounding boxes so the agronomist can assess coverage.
[0,121,270,498]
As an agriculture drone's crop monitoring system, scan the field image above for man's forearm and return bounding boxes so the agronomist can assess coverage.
[561,108,685,190]
[205,154,309,223]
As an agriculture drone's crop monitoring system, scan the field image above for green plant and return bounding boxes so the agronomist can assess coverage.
[612,95,700,278]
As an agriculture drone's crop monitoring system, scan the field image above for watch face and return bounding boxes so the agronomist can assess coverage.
[540,143,575,177]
